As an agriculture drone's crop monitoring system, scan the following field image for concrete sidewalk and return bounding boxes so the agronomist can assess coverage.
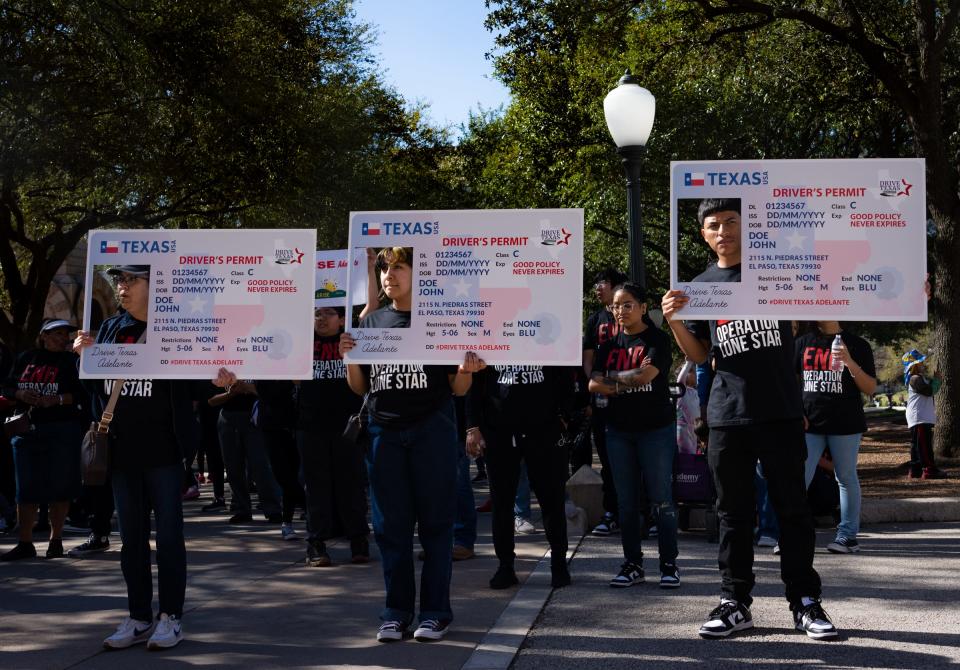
[0,482,551,670]
[513,522,960,670]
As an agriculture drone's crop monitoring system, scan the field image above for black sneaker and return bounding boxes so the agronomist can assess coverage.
[228,512,253,524]
[792,599,838,639]
[0,541,37,562]
[413,619,450,642]
[489,565,519,589]
[699,599,753,638]
[201,498,226,512]
[68,534,110,557]
[46,539,64,559]
[609,561,643,588]
[551,560,571,588]
[826,537,860,554]
[659,563,680,589]
[592,512,619,536]
[306,540,331,567]
[350,537,370,564]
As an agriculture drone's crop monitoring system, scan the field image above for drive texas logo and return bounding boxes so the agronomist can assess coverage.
[540,228,572,246]
[274,248,305,265]
[879,177,912,197]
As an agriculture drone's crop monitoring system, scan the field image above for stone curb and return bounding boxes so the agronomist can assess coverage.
[861,496,960,524]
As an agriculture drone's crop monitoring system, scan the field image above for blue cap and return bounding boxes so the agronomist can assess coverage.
[901,349,926,385]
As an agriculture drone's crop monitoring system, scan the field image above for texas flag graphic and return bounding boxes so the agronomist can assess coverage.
[361,222,380,236]
[100,240,120,253]
[684,172,705,187]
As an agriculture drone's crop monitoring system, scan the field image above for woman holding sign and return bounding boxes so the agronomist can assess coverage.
[340,246,484,643]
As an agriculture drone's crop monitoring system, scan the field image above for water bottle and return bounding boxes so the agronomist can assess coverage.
[594,392,608,409]
[830,334,845,372]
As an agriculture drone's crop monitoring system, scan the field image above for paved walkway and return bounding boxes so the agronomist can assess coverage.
[3,486,960,669]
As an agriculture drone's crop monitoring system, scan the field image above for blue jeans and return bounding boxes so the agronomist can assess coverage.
[606,423,678,568]
[513,461,531,519]
[755,462,780,541]
[454,445,477,550]
[112,464,186,621]
[367,400,458,625]
[804,433,861,539]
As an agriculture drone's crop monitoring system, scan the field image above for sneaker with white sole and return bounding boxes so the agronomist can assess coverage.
[826,536,859,554]
[413,619,450,642]
[757,535,778,548]
[147,613,183,650]
[699,599,753,638]
[68,534,110,557]
[792,599,838,639]
[659,563,680,589]
[514,516,536,534]
[103,617,154,649]
[609,561,644,588]
[772,543,781,555]
[592,512,619,536]
[281,523,299,541]
[377,620,407,642]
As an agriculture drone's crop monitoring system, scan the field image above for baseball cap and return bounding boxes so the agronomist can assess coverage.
[106,265,150,278]
[40,319,77,333]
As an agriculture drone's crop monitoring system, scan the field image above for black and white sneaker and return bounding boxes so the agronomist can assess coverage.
[826,537,860,554]
[699,599,753,638]
[609,561,643,588]
[413,619,450,642]
[376,620,407,643]
[659,564,680,589]
[68,534,110,557]
[592,512,619,536]
[792,599,838,639]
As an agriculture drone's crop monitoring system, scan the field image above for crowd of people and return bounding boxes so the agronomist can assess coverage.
[0,199,946,650]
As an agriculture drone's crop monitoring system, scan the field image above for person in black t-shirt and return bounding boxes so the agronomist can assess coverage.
[340,246,484,643]
[579,267,626,535]
[74,264,189,650]
[0,320,83,562]
[296,305,370,566]
[589,283,679,589]
[466,364,575,590]
[795,321,876,554]
[662,199,835,640]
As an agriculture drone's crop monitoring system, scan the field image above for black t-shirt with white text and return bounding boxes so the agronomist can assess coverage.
[466,365,574,433]
[685,264,801,427]
[583,308,620,352]
[359,306,455,428]
[593,326,675,431]
[795,330,875,435]
[297,334,361,430]
[9,349,83,424]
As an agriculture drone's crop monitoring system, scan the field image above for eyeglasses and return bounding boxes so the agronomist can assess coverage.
[113,274,145,287]
[611,301,639,312]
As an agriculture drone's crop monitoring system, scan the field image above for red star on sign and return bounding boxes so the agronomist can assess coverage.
[897,179,913,196]
[558,228,572,245]
[293,248,304,264]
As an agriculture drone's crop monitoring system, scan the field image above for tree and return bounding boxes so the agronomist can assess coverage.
[0,0,430,350]
[480,0,958,455]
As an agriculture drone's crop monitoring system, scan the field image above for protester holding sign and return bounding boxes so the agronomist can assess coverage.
[466,364,574,590]
[1,320,83,562]
[340,246,485,643]
[795,322,877,554]
[662,200,836,640]
[589,283,679,589]
[74,264,192,650]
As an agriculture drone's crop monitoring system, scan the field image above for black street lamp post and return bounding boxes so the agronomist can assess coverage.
[603,70,656,288]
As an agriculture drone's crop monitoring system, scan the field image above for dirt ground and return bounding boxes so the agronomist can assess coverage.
[858,412,959,498]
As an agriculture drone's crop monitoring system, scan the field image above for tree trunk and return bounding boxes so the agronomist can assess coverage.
[930,206,960,459]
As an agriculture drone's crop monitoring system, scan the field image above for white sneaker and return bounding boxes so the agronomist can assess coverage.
[757,535,778,548]
[103,617,154,649]
[281,523,299,541]
[146,613,183,650]
[514,516,536,534]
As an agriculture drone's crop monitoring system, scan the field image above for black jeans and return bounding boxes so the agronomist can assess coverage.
[591,408,618,517]
[296,423,368,542]
[197,404,225,500]
[262,427,304,523]
[217,410,281,516]
[909,423,937,474]
[112,464,186,621]
[82,479,115,538]
[485,424,568,568]
[709,420,821,607]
